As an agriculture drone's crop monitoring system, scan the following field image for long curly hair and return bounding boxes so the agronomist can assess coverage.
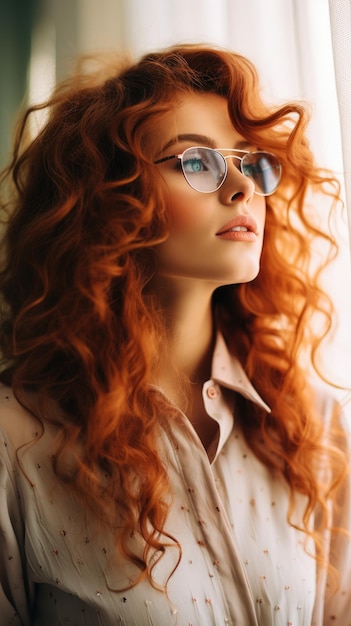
[0,44,346,586]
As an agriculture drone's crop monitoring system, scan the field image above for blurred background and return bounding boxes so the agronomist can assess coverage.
[1,0,350,398]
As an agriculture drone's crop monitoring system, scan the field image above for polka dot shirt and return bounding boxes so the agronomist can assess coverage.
[0,333,350,625]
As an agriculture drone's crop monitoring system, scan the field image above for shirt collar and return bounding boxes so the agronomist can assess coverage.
[211,331,271,413]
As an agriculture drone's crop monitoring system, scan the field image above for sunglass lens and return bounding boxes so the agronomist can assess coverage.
[241,152,282,195]
[182,147,226,192]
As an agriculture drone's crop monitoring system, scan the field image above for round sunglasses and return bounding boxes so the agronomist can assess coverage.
[155,146,282,196]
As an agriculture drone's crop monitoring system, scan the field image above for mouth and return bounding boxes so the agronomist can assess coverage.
[226,226,250,232]
[216,214,259,237]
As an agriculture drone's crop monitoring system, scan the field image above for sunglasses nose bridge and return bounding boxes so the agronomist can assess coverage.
[218,153,258,199]
[222,153,243,175]
[222,153,242,163]
[221,153,246,180]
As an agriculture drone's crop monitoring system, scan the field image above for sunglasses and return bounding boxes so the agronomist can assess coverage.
[155,146,282,196]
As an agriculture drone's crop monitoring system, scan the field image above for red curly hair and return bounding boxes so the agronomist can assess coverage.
[0,44,346,586]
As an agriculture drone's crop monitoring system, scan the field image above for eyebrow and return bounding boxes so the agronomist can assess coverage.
[159,134,216,154]
[158,133,254,156]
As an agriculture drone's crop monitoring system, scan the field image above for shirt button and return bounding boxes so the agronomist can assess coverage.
[206,386,218,399]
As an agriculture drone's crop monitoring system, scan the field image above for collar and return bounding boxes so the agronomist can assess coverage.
[211,331,271,413]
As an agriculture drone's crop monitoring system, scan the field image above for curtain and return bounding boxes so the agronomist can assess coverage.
[329,0,351,247]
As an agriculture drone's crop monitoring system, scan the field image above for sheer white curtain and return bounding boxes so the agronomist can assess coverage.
[329,0,351,245]
[30,0,351,392]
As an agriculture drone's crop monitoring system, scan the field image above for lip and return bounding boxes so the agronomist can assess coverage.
[216,214,259,237]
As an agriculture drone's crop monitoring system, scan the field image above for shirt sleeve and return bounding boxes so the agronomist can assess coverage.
[314,395,351,625]
[0,429,32,625]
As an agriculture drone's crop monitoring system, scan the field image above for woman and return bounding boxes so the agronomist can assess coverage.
[0,44,350,625]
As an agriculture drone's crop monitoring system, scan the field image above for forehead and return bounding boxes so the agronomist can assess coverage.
[150,92,244,155]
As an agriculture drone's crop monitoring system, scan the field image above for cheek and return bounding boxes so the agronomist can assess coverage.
[167,191,207,233]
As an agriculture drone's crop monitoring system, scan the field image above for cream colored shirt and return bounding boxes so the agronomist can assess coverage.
[0,333,350,625]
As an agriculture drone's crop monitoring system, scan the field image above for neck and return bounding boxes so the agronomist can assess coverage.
[151,277,216,390]
[149,276,222,452]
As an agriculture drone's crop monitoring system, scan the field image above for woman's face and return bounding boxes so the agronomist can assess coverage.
[151,92,266,288]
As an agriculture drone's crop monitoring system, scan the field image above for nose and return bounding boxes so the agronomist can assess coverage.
[220,157,255,204]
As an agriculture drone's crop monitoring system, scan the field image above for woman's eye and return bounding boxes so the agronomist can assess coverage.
[183,158,207,173]
[243,164,260,176]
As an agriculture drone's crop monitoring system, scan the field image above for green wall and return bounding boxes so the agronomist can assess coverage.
[0,0,39,169]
